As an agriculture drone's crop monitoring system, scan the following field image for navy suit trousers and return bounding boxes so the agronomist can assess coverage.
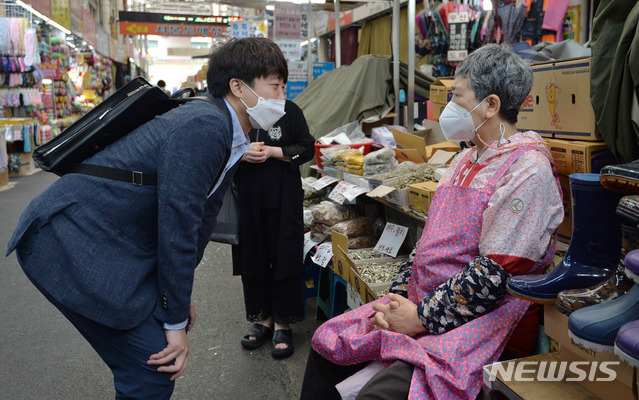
[17,229,175,399]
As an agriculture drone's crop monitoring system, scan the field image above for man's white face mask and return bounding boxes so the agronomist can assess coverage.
[239,81,286,130]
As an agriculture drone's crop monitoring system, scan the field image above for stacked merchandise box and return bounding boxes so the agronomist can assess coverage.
[518,57,600,141]
[0,168,8,188]
[546,139,617,242]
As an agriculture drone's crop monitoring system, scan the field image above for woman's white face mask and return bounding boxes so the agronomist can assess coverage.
[239,81,286,130]
[439,98,488,141]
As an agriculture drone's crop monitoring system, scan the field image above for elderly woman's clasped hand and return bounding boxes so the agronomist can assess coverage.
[369,293,427,337]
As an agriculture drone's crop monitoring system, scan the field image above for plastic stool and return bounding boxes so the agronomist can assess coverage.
[301,262,321,314]
[331,274,348,317]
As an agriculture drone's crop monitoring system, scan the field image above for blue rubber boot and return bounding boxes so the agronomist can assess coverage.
[507,173,623,304]
[568,284,639,353]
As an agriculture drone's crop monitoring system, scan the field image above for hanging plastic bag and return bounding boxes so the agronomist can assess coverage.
[210,185,240,246]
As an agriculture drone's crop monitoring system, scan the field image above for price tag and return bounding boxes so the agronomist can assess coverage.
[374,222,409,257]
[328,181,351,204]
[344,184,368,201]
[311,242,333,268]
[303,231,320,262]
[311,175,339,191]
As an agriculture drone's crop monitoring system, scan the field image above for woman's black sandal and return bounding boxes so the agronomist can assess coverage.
[271,329,294,359]
[241,323,273,350]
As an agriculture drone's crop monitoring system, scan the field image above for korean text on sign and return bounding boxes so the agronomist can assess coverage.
[374,222,409,257]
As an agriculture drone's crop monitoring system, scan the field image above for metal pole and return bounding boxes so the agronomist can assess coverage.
[392,0,400,126]
[407,0,415,132]
[334,0,341,68]
[307,1,313,84]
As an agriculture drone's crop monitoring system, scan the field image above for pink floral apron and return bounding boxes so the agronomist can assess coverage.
[312,146,557,399]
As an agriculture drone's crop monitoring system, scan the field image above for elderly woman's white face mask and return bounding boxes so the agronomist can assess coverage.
[439,98,488,142]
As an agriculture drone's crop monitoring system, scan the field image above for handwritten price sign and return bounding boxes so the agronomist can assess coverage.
[328,181,367,204]
[311,175,339,191]
[303,231,320,262]
[374,222,409,257]
[311,242,333,268]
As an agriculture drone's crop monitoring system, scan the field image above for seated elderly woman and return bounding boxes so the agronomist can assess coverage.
[300,44,563,400]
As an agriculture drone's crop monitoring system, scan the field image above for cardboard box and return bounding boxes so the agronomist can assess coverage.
[546,138,617,175]
[331,231,354,281]
[432,102,447,120]
[367,185,410,208]
[483,352,607,400]
[0,168,8,188]
[558,174,572,242]
[361,113,397,134]
[430,77,454,104]
[518,57,601,141]
[544,305,636,399]
[349,260,406,304]
[370,125,399,147]
[348,266,393,303]
[391,127,460,163]
[408,181,439,214]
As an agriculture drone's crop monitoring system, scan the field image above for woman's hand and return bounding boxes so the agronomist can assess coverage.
[242,142,267,163]
[369,293,427,337]
[147,329,190,381]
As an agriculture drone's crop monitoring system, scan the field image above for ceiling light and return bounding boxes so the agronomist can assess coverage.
[266,5,274,11]
[48,19,72,35]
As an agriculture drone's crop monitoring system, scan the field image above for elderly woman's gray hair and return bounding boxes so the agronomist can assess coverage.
[455,44,533,124]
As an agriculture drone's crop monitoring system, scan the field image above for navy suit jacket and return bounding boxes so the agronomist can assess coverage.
[7,94,236,330]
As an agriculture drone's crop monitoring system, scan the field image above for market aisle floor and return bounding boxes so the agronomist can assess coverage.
[0,171,323,400]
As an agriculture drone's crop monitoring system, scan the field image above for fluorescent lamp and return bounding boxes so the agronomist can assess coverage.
[67,42,76,48]
[48,19,72,35]
[42,78,53,85]
[266,5,274,10]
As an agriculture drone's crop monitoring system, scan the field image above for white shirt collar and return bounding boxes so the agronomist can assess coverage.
[223,98,249,148]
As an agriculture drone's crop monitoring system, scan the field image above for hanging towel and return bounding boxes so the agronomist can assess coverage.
[541,0,570,42]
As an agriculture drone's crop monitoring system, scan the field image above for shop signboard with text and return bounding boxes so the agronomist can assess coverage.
[119,11,239,38]
[274,2,302,39]
[119,21,228,38]
[50,0,71,31]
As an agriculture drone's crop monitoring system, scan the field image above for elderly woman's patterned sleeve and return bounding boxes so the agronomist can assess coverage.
[416,256,512,334]
[389,246,417,298]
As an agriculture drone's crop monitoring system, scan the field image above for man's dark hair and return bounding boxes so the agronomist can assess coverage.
[157,80,166,88]
[207,38,288,97]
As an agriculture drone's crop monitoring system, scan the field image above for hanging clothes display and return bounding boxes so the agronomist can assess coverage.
[590,0,639,164]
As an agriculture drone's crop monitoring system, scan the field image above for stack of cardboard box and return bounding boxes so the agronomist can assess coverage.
[517,57,617,244]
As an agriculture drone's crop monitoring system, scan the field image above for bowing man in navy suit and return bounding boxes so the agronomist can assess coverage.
[6,37,289,399]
